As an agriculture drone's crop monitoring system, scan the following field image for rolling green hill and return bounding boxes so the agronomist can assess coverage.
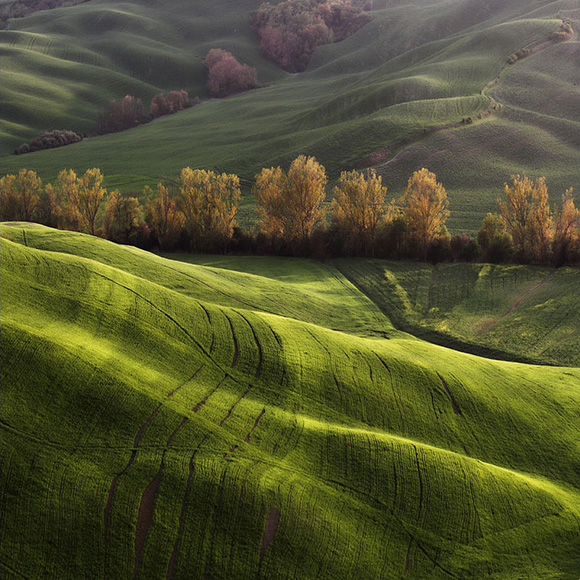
[1,223,579,579]
[1,0,578,233]
[334,258,580,367]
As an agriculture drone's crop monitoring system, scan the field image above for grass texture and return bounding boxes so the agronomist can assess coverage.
[1,223,579,579]
[0,0,578,233]
[335,259,580,367]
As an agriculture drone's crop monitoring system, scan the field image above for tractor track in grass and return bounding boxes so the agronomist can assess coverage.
[166,435,209,580]
[260,508,281,563]
[237,311,263,379]
[437,373,461,415]
[224,313,239,368]
[103,367,203,580]
[90,269,254,383]
[245,409,266,443]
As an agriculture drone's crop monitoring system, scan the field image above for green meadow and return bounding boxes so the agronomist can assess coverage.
[1,0,578,233]
[1,223,579,579]
[335,259,580,367]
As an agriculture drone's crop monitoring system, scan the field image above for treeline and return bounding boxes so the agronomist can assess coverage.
[15,130,84,155]
[95,91,193,136]
[1,159,578,266]
[0,0,89,28]
[251,0,372,72]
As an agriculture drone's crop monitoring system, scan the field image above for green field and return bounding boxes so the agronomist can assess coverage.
[1,223,579,579]
[334,259,580,367]
[1,0,578,233]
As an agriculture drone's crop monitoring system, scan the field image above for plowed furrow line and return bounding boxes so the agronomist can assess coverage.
[237,312,263,379]
[220,386,252,426]
[225,314,239,368]
[104,369,202,579]
[260,508,280,562]
[92,271,210,358]
[437,373,460,415]
[193,378,225,413]
[374,354,405,423]
[133,466,163,579]
[245,409,266,443]
[166,436,209,580]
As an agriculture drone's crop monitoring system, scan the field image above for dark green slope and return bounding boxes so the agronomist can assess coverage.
[1,224,579,579]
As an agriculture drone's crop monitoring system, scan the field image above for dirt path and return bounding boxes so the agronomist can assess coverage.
[371,20,575,172]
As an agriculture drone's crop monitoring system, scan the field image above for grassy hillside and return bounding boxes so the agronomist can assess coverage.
[1,0,578,233]
[1,223,579,579]
[335,258,580,367]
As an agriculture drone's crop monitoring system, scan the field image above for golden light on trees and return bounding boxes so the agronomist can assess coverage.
[77,168,107,236]
[0,169,41,221]
[553,188,580,264]
[499,175,553,262]
[331,168,388,256]
[400,167,449,258]
[145,183,185,251]
[178,168,241,250]
[254,155,327,246]
[47,169,81,231]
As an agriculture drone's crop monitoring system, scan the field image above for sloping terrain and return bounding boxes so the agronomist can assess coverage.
[335,259,580,366]
[1,0,578,233]
[1,223,579,579]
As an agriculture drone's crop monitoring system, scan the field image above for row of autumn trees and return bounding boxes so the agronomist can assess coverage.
[1,157,578,265]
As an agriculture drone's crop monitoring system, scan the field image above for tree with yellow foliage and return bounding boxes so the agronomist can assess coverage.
[399,168,449,259]
[77,168,107,236]
[499,175,553,262]
[0,169,42,221]
[178,168,241,251]
[552,188,579,265]
[331,168,389,256]
[254,155,327,247]
[46,169,82,231]
[145,183,184,251]
[105,190,143,243]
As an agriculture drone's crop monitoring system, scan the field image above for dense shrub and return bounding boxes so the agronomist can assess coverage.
[251,0,372,72]
[204,49,259,97]
[94,95,147,136]
[15,130,83,155]
[150,90,192,118]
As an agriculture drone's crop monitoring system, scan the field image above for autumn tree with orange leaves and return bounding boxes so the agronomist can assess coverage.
[331,168,390,256]
[46,169,82,231]
[552,188,579,265]
[0,169,41,221]
[178,168,241,251]
[499,175,553,263]
[77,168,107,236]
[145,183,185,250]
[254,155,327,248]
[399,168,449,259]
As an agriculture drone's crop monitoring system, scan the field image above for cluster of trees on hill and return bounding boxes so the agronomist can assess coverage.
[0,0,88,28]
[1,161,578,265]
[251,0,372,72]
[204,49,259,97]
[14,129,84,155]
[94,91,193,136]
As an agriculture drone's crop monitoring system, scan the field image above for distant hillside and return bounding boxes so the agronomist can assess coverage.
[0,0,578,234]
[1,223,579,579]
